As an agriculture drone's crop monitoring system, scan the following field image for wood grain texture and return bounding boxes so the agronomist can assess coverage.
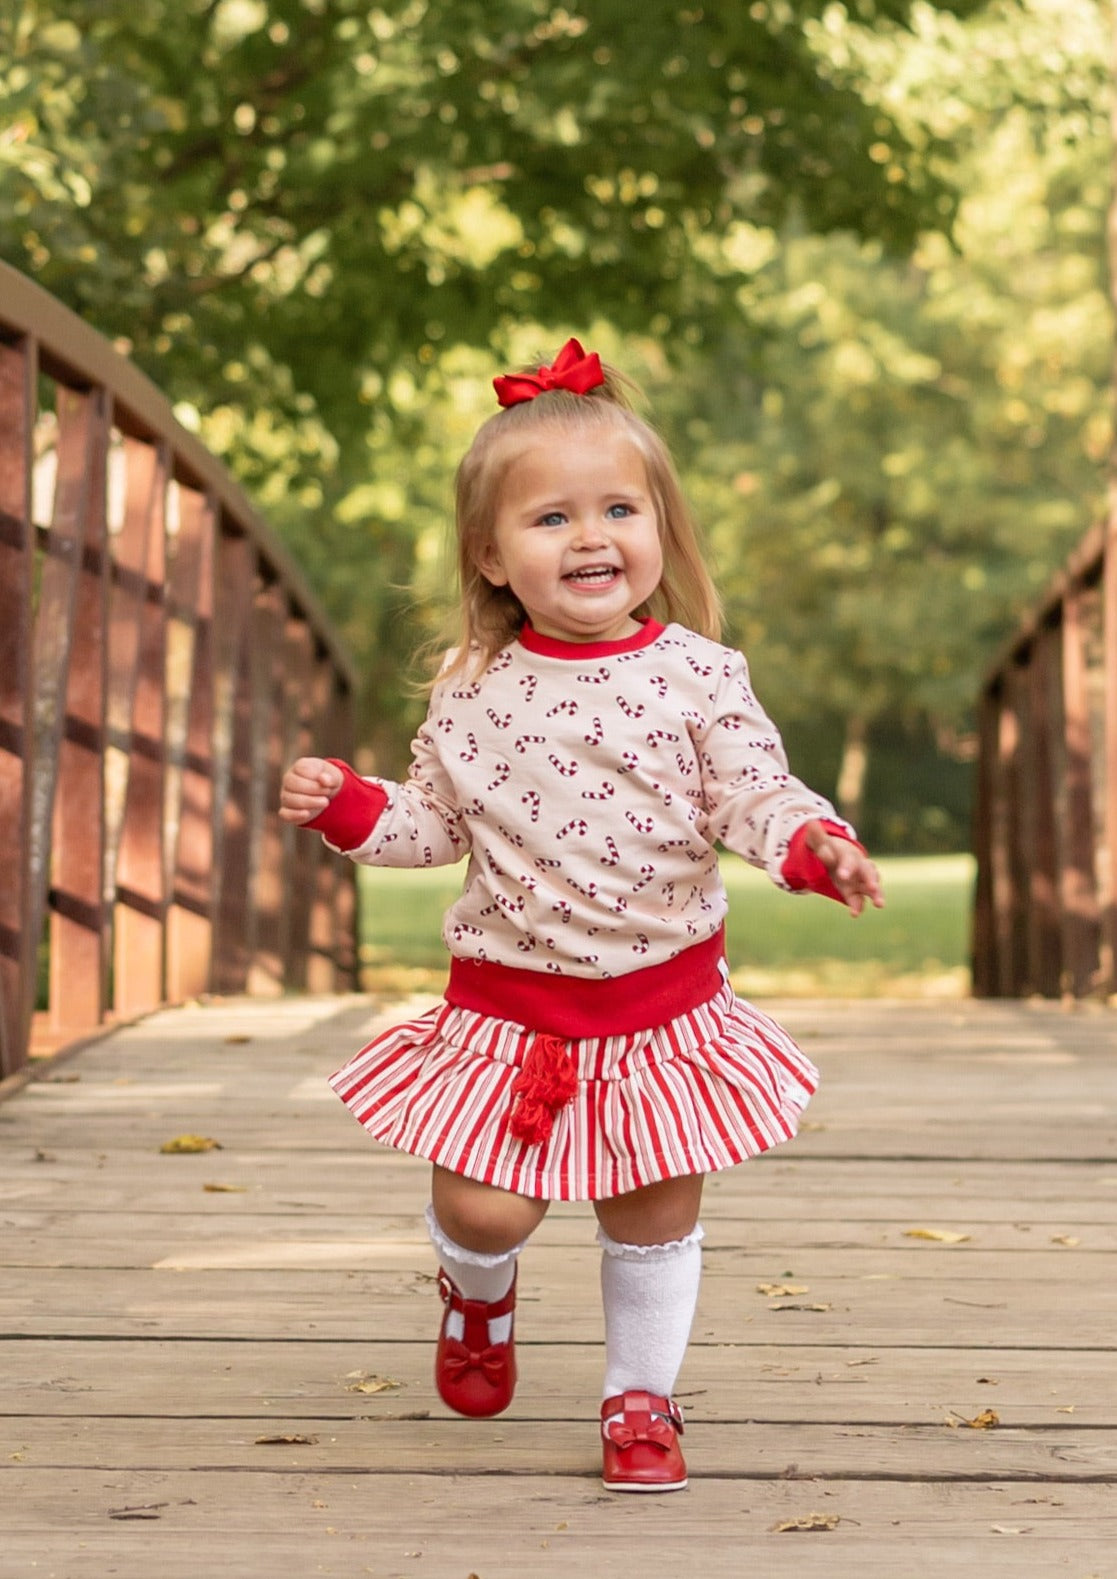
[1,992,1114,1578]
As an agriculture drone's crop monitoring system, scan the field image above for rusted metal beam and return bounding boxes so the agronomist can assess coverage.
[1103,522,1117,997]
[165,487,217,1002]
[0,337,35,1079]
[49,390,111,1035]
[111,440,170,1018]
[1058,586,1102,997]
[0,262,353,693]
[1022,625,1063,998]
[0,267,356,1074]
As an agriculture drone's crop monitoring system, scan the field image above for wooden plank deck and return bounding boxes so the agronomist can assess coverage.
[2,993,1115,1577]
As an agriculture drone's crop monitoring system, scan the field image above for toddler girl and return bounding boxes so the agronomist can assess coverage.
[280,338,883,1492]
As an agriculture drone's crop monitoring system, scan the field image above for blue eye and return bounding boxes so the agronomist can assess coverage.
[538,511,566,527]
[607,503,633,518]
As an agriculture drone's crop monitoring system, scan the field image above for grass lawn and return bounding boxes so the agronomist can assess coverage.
[358,852,975,999]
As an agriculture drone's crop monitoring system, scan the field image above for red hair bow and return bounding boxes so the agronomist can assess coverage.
[493,337,605,408]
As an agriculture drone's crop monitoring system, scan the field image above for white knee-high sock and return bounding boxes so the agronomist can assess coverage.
[426,1204,522,1344]
[598,1224,704,1401]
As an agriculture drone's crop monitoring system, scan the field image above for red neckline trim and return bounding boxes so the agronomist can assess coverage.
[518,618,664,660]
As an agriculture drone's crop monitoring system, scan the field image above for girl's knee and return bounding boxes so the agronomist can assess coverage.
[594,1173,705,1247]
[431,1167,547,1253]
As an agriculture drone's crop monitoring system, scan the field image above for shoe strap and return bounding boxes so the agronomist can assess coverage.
[601,1390,684,1434]
[437,1267,518,1320]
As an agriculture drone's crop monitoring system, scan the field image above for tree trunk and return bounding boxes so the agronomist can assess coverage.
[835,714,868,829]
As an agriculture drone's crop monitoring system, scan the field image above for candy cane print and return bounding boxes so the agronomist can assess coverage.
[599,835,620,867]
[617,696,645,719]
[486,708,512,729]
[625,810,655,834]
[522,790,541,823]
[645,729,679,747]
[486,761,511,791]
[548,754,579,777]
[514,733,545,754]
[584,716,604,746]
[546,698,578,718]
[557,817,589,840]
[581,780,615,800]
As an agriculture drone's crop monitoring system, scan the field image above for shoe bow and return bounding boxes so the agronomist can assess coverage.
[604,1415,678,1453]
[441,1338,507,1386]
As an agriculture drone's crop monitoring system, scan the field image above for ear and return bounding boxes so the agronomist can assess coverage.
[477,540,509,587]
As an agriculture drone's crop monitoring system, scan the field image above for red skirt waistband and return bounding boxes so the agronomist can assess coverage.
[444,926,727,1039]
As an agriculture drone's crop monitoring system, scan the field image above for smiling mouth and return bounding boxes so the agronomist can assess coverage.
[563,566,619,585]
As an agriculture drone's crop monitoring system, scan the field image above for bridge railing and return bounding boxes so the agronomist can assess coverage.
[972,519,1116,999]
[0,263,357,1082]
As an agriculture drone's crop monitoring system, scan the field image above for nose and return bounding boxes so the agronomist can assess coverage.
[571,513,608,548]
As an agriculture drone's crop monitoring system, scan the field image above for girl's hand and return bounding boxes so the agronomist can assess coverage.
[280,757,344,825]
[803,820,885,918]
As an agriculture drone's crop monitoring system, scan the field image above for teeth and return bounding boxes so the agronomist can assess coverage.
[567,567,616,582]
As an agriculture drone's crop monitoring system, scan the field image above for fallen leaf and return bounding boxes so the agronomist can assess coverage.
[254,1433,319,1445]
[757,1283,809,1298]
[947,1409,1000,1430]
[160,1134,222,1154]
[1050,1235,1080,1247]
[773,1513,841,1533]
[904,1228,971,1244]
[1056,1405,1076,1414]
[990,1525,1033,1535]
[203,1182,247,1193]
[344,1372,401,1395]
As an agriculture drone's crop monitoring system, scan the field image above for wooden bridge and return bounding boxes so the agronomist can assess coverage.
[0,262,357,1086]
[2,267,1116,1575]
[2,990,1115,1575]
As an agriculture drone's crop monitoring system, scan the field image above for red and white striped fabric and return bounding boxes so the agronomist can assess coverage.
[327,984,818,1201]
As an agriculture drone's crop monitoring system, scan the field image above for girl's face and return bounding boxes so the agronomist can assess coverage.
[479,427,663,644]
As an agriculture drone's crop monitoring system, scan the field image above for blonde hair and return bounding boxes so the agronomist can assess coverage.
[430,356,721,686]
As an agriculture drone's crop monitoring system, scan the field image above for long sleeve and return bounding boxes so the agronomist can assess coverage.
[697,651,854,888]
[313,689,472,870]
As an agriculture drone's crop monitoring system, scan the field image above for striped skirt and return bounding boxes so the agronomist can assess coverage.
[327,982,818,1201]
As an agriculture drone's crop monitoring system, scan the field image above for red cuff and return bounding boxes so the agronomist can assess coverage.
[781,819,865,905]
[304,759,389,851]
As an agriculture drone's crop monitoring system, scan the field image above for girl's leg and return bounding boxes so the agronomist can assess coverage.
[431,1164,549,1253]
[593,1174,705,1492]
[426,1165,548,1419]
[428,1165,548,1335]
[593,1173,705,1400]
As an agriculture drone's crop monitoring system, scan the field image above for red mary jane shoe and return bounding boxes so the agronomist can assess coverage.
[434,1268,517,1418]
[601,1390,687,1492]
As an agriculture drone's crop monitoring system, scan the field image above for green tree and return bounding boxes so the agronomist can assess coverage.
[1,0,981,760]
[669,0,1111,847]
